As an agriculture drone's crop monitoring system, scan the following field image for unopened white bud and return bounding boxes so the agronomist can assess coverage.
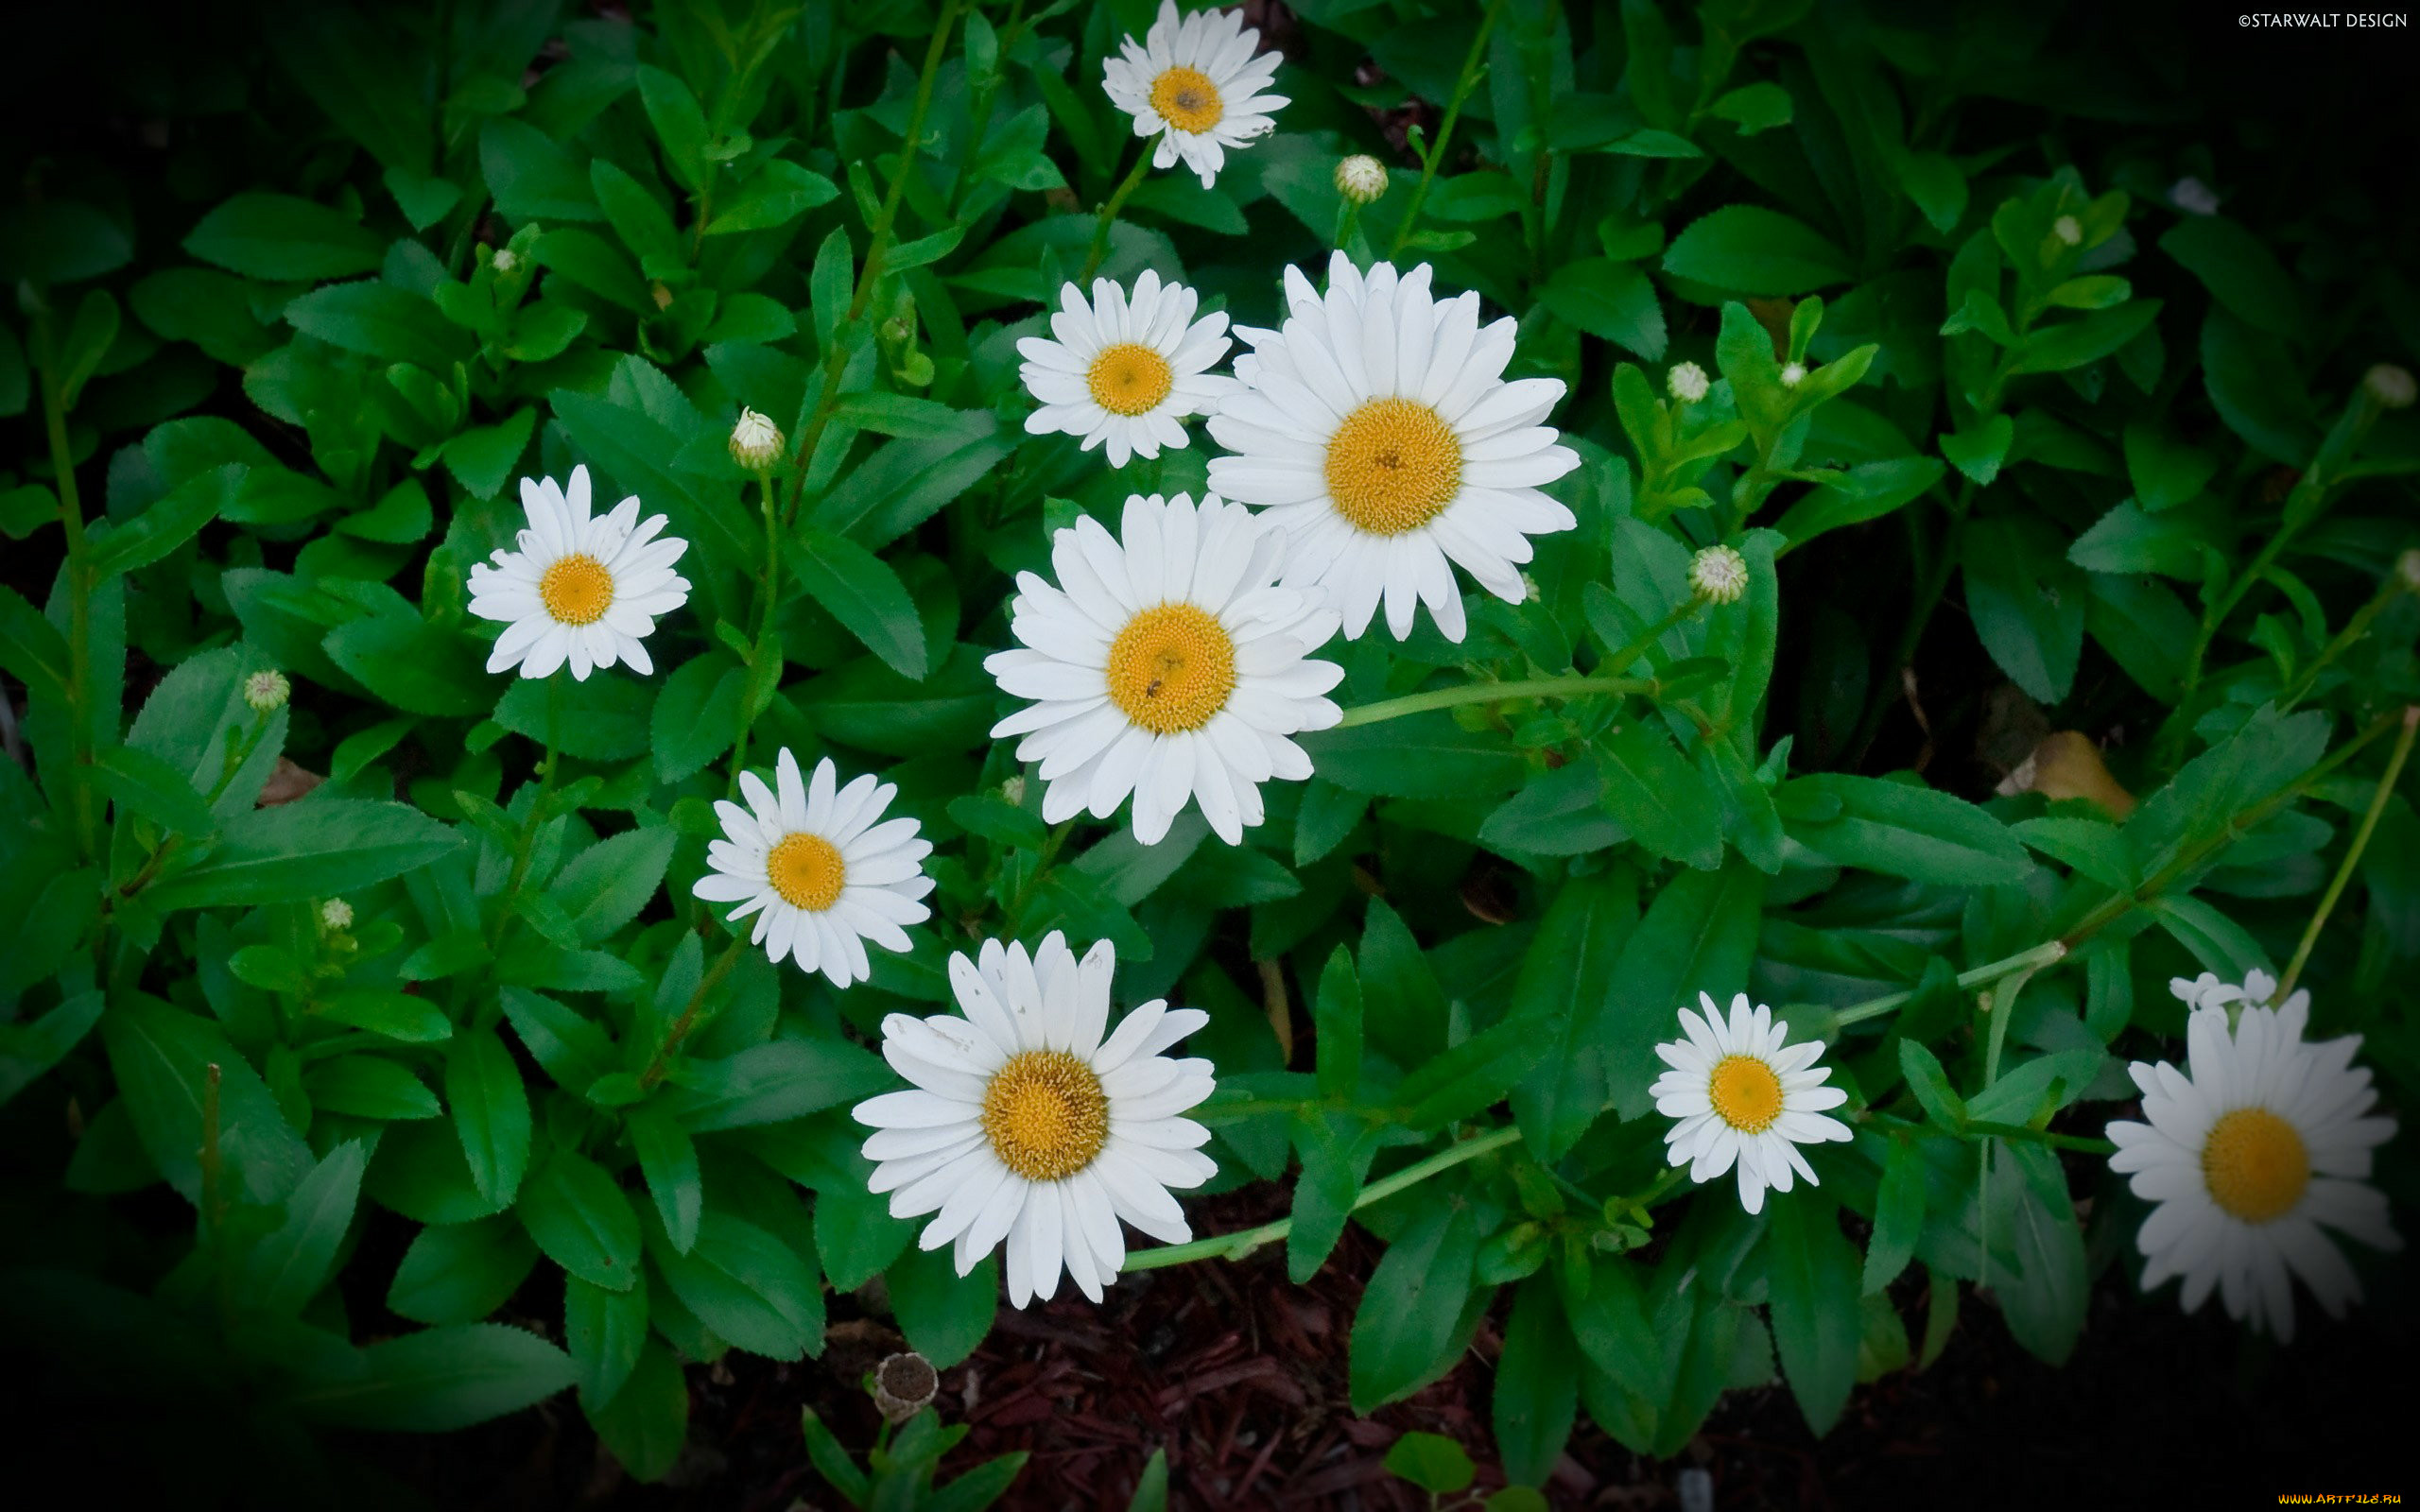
[1779,362,1806,387]
[730,406,786,469]
[490,248,520,274]
[1335,154,1389,205]
[1667,361,1709,404]
[1001,773,1028,807]
[2363,364,2415,410]
[320,899,354,932]
[2397,548,2420,593]
[1689,544,1750,605]
[243,670,290,713]
[2170,177,2221,216]
[2053,215,2083,247]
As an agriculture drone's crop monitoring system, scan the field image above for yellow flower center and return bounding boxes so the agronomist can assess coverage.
[2201,1107,2309,1225]
[1707,1055,1784,1134]
[1149,65,1224,134]
[1105,603,1236,734]
[538,553,615,627]
[981,1050,1110,1181]
[765,832,846,912]
[1324,397,1463,536]
[1086,341,1176,418]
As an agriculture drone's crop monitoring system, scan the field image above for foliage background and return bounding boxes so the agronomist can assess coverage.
[1,0,2415,1505]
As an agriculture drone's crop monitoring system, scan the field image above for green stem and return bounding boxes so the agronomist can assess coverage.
[33,304,99,863]
[2277,568,2409,713]
[1079,148,1154,284]
[1835,940,2068,1028]
[2274,704,2419,1003]
[729,471,784,795]
[639,936,749,1090]
[783,0,962,531]
[1603,593,1709,676]
[1388,0,1509,259]
[1337,673,1663,730]
[1123,1124,1522,1271]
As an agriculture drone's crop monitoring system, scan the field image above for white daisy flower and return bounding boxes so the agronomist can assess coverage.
[1651,992,1854,1215]
[468,465,692,680]
[691,748,935,988]
[984,492,1343,847]
[1016,271,1232,468]
[853,932,1218,1308]
[1101,0,1287,189]
[2106,974,2400,1341]
[1206,252,1582,643]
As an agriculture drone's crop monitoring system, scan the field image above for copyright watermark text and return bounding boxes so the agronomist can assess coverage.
[2240,10,2409,24]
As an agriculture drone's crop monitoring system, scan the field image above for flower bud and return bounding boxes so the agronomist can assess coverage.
[1689,544,1749,605]
[1001,773,1028,807]
[320,898,354,932]
[490,248,520,275]
[2170,177,2221,216]
[729,406,786,470]
[1667,361,1710,404]
[2363,364,2416,410]
[1335,154,1389,205]
[243,670,290,713]
[2398,548,2420,593]
[2053,215,2083,246]
[1779,362,1806,388]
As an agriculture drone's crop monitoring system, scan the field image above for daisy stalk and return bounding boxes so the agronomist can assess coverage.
[1388,0,1511,258]
[1334,669,1702,729]
[29,294,102,866]
[1079,150,1156,284]
[2273,703,2419,1004]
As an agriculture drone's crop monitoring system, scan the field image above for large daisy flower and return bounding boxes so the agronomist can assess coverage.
[2106,972,2400,1341]
[1100,0,1287,188]
[691,748,935,988]
[853,933,1217,1308]
[469,465,691,679]
[1206,253,1582,643]
[1651,992,1854,1215]
[984,492,1343,847]
[1017,271,1232,468]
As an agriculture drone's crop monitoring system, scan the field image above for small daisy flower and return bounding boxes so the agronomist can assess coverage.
[319,898,354,932]
[985,493,1342,846]
[1101,0,1288,189]
[1779,361,1806,387]
[1651,992,1853,1215]
[692,748,935,988]
[1335,154,1388,204]
[243,670,290,713]
[1206,252,1582,643]
[1667,361,1710,404]
[853,932,1218,1308]
[1017,272,1232,468]
[2107,974,2400,1341]
[1689,544,1749,605]
[468,466,692,680]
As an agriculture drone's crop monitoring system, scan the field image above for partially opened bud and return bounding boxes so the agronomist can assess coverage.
[244,670,290,713]
[1689,544,1750,605]
[1779,362,1806,387]
[730,406,786,470]
[2363,364,2416,410]
[1335,154,1389,205]
[2053,215,2083,246]
[320,898,354,932]
[1668,361,1710,404]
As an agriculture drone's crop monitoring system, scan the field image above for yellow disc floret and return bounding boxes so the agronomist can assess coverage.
[1708,1055,1785,1134]
[1324,397,1463,536]
[1149,65,1224,134]
[2201,1107,2309,1225]
[539,553,615,627]
[1086,342,1177,418]
[982,1049,1111,1181]
[1106,603,1236,734]
[766,832,847,912]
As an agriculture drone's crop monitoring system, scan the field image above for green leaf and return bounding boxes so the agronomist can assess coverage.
[58,289,119,409]
[1939,415,2014,486]
[1767,1190,1861,1435]
[287,1322,576,1431]
[1126,1448,1169,1512]
[2201,307,2317,465]
[1662,205,1852,295]
[182,193,386,281]
[480,117,602,223]
[1962,515,2087,702]
[705,160,839,234]
[635,66,710,193]
[385,169,463,232]
[387,1213,540,1325]
[1987,1143,2089,1366]
[520,1149,644,1292]
[1777,772,2031,885]
[285,281,475,371]
[1349,1200,1481,1412]
[324,613,492,716]
[1493,1277,1579,1486]
[244,1140,369,1315]
[587,1338,688,1482]
[2121,421,2220,512]
[651,652,744,782]
[790,528,929,679]
[567,1271,650,1408]
[589,159,683,266]
[647,1208,821,1360]
[442,408,538,500]
[147,799,461,910]
[1769,456,1944,547]
[1298,713,1528,799]
[447,1025,532,1206]
[95,743,216,836]
[2160,215,2304,338]
[1595,722,1724,869]
[629,1106,703,1255]
[0,585,72,706]
[89,461,241,580]
[1601,861,1765,1119]
[0,991,106,1108]
[2009,301,2162,375]
[660,1039,895,1130]
[1539,258,1667,360]
[889,1244,997,1369]
[303,1055,441,1121]
[493,673,653,761]
[502,986,615,1091]
[1896,152,1968,233]
[1312,946,1363,1102]
[1863,1133,1927,1295]
[2011,816,2138,890]
[1510,869,1639,1159]
[1897,1040,1967,1129]
[1383,1431,1477,1494]
[548,826,677,944]
[1709,80,1793,134]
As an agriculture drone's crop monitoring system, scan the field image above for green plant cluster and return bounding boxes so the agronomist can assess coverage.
[1,0,2415,1502]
